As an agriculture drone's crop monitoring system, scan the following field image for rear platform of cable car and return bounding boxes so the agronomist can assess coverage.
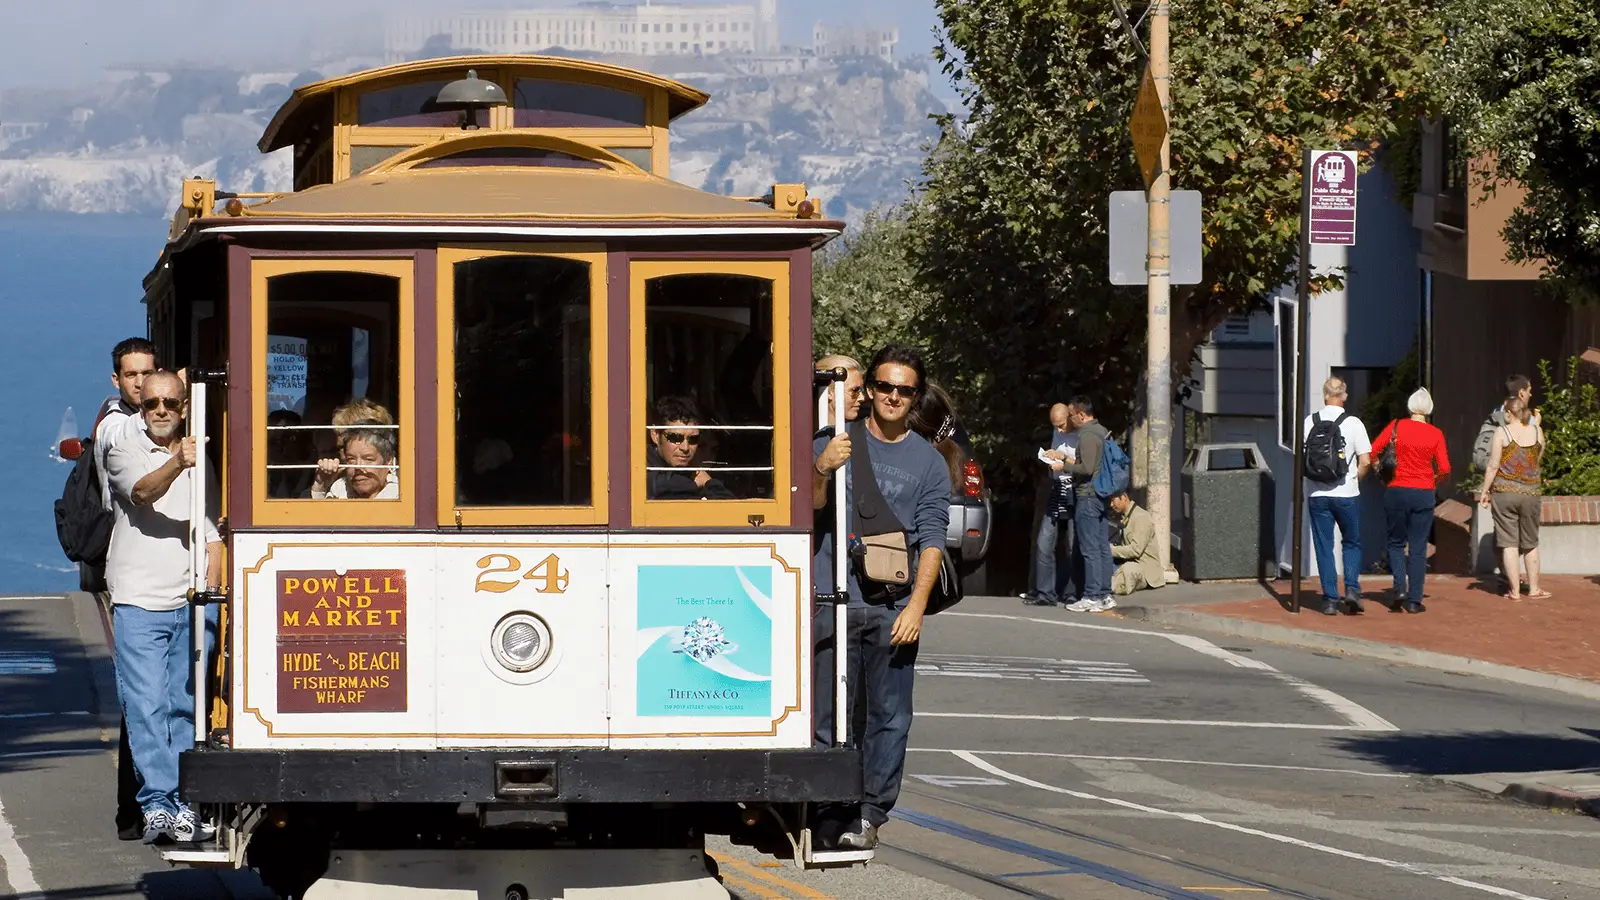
[143,56,863,898]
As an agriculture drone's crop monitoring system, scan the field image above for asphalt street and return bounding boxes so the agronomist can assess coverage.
[2,593,1598,900]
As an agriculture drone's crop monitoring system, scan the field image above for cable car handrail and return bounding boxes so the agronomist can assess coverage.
[643,465,773,472]
[266,424,401,430]
[264,463,402,470]
[644,424,775,431]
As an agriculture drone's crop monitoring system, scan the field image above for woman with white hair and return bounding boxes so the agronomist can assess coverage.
[1370,388,1451,612]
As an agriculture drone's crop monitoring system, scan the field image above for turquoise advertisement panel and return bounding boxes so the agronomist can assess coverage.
[636,565,773,717]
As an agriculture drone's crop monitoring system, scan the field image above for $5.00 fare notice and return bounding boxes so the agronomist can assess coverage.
[277,570,407,713]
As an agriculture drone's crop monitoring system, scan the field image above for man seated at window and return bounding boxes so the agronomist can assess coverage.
[312,400,399,500]
[646,395,734,500]
[266,409,316,499]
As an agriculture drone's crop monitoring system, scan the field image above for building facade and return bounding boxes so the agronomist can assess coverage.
[385,1,780,60]
[811,23,899,60]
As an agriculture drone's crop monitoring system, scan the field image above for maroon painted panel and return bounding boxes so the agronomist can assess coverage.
[276,568,407,714]
[413,249,439,529]
[607,249,631,527]
[788,246,815,529]
[226,243,253,530]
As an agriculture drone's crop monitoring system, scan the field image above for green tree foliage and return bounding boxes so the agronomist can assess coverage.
[1434,0,1600,303]
[812,205,931,364]
[912,0,1439,489]
[1532,358,1600,496]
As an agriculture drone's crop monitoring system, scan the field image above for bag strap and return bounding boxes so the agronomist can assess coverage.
[848,420,909,538]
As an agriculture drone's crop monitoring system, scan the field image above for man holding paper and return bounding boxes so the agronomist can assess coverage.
[1022,403,1080,606]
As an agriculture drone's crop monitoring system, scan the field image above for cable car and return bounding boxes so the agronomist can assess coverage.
[145,55,862,899]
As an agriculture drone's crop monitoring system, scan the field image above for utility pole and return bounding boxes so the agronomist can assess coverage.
[1146,0,1174,580]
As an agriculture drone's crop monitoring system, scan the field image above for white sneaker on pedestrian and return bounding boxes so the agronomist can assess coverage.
[1088,596,1118,612]
[1063,598,1097,612]
[141,808,175,844]
[172,806,216,843]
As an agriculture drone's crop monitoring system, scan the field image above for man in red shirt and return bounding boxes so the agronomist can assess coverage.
[1371,388,1450,612]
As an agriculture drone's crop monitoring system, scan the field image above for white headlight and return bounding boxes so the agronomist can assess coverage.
[490,613,552,673]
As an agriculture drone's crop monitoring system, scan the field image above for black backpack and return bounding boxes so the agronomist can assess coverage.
[54,436,112,568]
[1303,411,1353,483]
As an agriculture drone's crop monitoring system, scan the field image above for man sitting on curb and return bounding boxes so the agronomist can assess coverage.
[1108,490,1164,596]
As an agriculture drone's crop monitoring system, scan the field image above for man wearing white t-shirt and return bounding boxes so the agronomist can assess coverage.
[1302,377,1372,616]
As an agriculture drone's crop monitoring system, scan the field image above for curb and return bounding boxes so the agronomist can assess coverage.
[1110,605,1600,703]
[1438,773,1600,817]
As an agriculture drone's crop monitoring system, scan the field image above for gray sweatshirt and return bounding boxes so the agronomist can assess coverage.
[1062,421,1109,496]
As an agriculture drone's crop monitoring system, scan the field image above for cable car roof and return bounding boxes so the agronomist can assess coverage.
[259,54,712,153]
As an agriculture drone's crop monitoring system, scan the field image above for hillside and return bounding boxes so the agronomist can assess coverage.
[0,54,944,221]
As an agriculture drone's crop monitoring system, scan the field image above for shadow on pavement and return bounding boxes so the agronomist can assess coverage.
[0,884,140,900]
[0,604,114,776]
[1334,728,1600,775]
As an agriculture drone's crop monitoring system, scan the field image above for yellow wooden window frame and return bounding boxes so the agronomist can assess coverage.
[251,258,417,528]
[437,245,610,527]
[630,259,791,528]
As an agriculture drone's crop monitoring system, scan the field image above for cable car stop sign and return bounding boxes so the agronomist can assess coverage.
[1307,150,1358,246]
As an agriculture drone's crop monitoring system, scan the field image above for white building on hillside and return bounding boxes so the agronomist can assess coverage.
[385,1,780,60]
[811,23,898,60]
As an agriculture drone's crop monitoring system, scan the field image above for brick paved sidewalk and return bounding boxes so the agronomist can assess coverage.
[1128,574,1600,683]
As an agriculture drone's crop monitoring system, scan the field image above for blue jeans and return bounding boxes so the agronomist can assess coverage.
[1308,495,1362,603]
[812,602,918,827]
[1074,493,1113,599]
[1033,512,1078,602]
[1385,487,1435,604]
[113,604,218,816]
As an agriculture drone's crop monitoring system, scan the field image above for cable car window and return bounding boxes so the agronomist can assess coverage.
[643,274,774,502]
[264,272,402,501]
[415,147,606,169]
[453,256,593,508]
[358,80,490,128]
[512,79,648,128]
[350,145,415,176]
[603,146,653,170]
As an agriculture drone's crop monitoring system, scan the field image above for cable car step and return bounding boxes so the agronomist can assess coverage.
[802,847,875,867]
[161,846,232,866]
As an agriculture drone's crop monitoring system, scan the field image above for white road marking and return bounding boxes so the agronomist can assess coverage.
[941,612,1398,732]
[952,751,1554,900]
[918,654,1149,685]
[907,747,1409,778]
[920,712,1378,730]
[0,653,56,676]
[0,748,103,762]
[909,774,1010,788]
[0,786,41,895]
[0,712,90,720]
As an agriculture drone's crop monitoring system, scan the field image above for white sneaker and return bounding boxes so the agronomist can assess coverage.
[141,808,174,844]
[172,806,216,843]
[1063,598,1097,612]
[1089,596,1118,612]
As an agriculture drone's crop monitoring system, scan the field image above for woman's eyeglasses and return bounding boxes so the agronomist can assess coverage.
[662,432,701,446]
[141,397,183,411]
[870,380,919,399]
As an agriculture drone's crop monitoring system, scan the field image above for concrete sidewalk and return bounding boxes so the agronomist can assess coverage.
[1097,574,1600,817]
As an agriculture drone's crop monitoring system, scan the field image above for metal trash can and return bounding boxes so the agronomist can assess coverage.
[1180,443,1274,581]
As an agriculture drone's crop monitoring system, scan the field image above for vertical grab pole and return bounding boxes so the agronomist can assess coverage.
[831,376,848,748]
[189,380,208,744]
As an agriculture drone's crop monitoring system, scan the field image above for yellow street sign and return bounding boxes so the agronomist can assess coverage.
[1130,65,1167,189]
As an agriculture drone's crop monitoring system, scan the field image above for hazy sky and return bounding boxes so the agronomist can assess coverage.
[0,0,946,88]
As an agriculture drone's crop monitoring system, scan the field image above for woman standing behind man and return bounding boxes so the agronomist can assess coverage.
[1479,396,1547,600]
[1371,389,1449,613]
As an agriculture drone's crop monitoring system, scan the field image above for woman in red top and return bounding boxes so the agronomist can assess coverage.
[1371,388,1450,612]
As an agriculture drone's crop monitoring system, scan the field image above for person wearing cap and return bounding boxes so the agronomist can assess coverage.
[1370,388,1450,613]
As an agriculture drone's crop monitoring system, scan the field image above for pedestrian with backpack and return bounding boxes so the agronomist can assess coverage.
[1302,377,1372,615]
[1059,397,1124,612]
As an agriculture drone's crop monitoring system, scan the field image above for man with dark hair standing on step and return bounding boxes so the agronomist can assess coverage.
[811,344,950,851]
[94,337,157,840]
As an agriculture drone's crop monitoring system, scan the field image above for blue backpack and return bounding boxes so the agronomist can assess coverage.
[1093,435,1131,499]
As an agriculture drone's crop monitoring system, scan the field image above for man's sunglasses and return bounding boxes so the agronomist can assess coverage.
[870,380,919,399]
[662,432,701,446]
[141,397,184,411]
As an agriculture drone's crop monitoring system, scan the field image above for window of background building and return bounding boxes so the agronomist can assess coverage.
[264,272,402,500]
[643,274,776,502]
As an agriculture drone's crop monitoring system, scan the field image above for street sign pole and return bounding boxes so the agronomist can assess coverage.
[1290,148,1359,614]
[1143,0,1175,581]
[1289,148,1312,615]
